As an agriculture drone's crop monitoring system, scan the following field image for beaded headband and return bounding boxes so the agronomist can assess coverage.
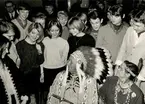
[125,68,136,77]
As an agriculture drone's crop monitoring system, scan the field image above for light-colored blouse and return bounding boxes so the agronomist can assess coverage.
[42,37,69,69]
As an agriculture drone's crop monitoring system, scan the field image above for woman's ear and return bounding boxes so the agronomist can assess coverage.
[126,71,131,78]
[122,14,125,19]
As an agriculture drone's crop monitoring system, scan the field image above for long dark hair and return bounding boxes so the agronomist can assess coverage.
[45,19,62,38]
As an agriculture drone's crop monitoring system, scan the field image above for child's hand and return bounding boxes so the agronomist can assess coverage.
[40,73,44,83]
[36,44,42,54]
[21,95,28,104]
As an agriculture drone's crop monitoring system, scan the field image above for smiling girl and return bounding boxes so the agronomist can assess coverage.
[16,22,44,104]
[41,19,69,103]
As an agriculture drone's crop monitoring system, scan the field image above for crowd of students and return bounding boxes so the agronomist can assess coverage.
[1,0,145,104]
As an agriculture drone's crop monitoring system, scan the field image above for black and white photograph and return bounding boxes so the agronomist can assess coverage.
[0,0,145,104]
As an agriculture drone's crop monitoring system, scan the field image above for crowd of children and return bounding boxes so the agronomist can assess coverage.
[1,0,145,104]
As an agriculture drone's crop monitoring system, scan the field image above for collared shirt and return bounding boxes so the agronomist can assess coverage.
[9,11,15,19]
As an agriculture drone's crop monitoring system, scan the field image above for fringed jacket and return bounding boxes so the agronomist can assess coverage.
[0,63,20,104]
[47,71,99,104]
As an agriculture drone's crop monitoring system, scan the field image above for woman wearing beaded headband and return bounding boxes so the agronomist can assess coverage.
[47,46,113,104]
[99,60,144,104]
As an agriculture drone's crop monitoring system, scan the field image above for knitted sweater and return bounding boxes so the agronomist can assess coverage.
[12,19,32,43]
[96,22,129,63]
[43,37,69,69]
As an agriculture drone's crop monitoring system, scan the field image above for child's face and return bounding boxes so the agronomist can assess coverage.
[118,63,130,83]
[67,55,77,75]
[5,2,15,13]
[69,26,79,36]
[109,14,122,26]
[18,10,29,20]
[90,18,102,31]
[35,18,46,28]
[57,15,68,27]
[131,19,145,34]
[80,14,87,25]
[45,5,53,15]
[28,28,39,42]
[3,29,15,41]
[49,25,60,38]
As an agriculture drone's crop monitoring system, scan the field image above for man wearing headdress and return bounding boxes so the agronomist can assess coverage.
[47,46,113,104]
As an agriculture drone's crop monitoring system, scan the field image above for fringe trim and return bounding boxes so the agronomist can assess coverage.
[0,65,20,104]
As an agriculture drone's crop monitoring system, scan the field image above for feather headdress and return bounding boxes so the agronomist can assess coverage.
[63,46,113,93]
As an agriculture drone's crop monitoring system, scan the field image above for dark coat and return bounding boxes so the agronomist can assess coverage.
[3,10,18,21]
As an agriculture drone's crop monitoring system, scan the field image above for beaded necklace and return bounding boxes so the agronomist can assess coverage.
[75,37,83,46]
[114,80,132,104]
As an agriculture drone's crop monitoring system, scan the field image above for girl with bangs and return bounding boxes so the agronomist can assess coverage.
[40,19,69,103]
[16,22,44,104]
[67,16,95,57]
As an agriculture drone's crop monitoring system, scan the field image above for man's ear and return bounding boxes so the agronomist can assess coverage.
[122,14,125,19]
[57,17,59,21]
[16,10,19,14]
